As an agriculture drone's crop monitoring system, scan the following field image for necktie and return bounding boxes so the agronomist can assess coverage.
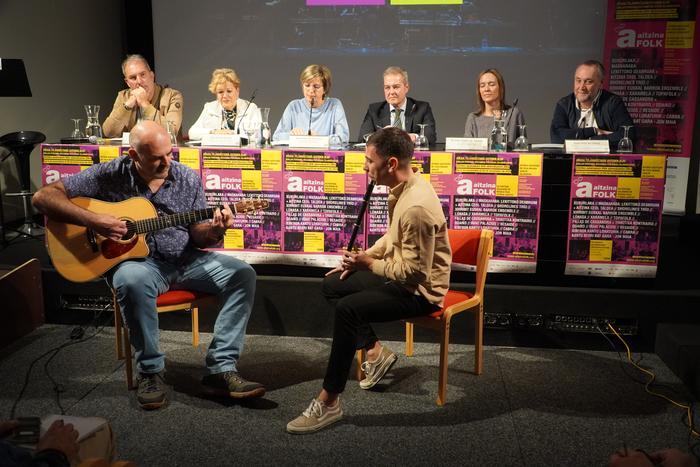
[392,108,403,129]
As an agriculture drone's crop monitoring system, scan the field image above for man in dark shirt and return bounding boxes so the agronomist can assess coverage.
[33,121,264,410]
[550,59,634,146]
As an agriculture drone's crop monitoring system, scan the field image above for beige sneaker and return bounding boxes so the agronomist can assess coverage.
[360,346,397,389]
[287,398,343,434]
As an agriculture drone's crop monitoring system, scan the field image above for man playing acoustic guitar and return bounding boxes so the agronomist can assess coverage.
[33,121,265,410]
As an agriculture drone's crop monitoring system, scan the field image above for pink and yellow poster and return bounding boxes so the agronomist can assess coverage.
[603,0,699,214]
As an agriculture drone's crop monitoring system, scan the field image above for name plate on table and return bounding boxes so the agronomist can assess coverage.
[289,135,329,149]
[121,132,130,145]
[564,139,610,154]
[201,134,241,147]
[445,137,489,151]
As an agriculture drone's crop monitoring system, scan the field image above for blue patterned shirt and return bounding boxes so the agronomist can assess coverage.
[62,155,207,264]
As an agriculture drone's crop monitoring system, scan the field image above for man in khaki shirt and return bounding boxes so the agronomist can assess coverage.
[102,54,183,140]
[287,127,452,434]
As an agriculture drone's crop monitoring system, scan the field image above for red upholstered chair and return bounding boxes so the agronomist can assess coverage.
[114,289,211,389]
[355,228,494,406]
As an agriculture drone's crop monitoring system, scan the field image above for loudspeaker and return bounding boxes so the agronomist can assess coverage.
[0,258,44,348]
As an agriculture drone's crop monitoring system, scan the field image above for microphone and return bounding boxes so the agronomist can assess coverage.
[347,180,376,251]
[504,98,518,128]
[576,108,587,139]
[236,88,258,134]
[308,97,315,136]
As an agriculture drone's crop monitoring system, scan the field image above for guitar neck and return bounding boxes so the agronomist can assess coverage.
[134,207,218,234]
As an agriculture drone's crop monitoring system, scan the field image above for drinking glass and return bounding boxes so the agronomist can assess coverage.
[71,119,84,138]
[617,126,633,153]
[514,124,529,151]
[241,120,257,148]
[415,124,429,150]
[329,134,343,149]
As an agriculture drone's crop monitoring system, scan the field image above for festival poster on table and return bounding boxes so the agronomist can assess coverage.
[112,145,185,164]
[281,149,368,267]
[452,152,543,273]
[41,144,101,184]
[603,0,700,214]
[200,148,283,262]
[566,153,666,277]
[40,143,191,185]
[367,150,452,247]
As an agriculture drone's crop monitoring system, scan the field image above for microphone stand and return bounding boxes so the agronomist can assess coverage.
[504,98,518,129]
[575,110,587,140]
[236,88,258,135]
[308,97,315,136]
[502,98,518,149]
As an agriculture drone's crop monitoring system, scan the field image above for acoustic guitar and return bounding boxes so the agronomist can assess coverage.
[46,196,269,282]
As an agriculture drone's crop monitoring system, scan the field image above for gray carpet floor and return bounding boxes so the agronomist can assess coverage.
[0,324,696,467]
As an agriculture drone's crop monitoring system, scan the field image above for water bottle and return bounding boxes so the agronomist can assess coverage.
[166,121,178,145]
[490,118,507,152]
[259,107,271,147]
[84,105,103,139]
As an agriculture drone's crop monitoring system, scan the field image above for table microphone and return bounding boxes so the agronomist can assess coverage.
[236,88,258,134]
[576,109,587,139]
[308,97,315,135]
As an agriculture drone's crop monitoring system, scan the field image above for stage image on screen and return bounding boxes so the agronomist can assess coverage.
[153,0,606,144]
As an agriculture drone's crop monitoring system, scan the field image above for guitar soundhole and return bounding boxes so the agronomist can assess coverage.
[101,220,138,259]
[122,221,135,241]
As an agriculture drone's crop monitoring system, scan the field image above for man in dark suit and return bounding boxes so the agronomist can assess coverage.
[358,66,437,146]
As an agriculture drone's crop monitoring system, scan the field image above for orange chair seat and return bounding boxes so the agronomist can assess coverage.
[115,289,209,389]
[156,290,210,307]
[430,290,474,318]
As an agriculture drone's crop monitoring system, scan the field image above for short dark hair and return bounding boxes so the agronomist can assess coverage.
[579,59,605,80]
[366,127,414,166]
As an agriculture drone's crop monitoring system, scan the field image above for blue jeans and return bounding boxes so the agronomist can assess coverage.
[109,251,256,375]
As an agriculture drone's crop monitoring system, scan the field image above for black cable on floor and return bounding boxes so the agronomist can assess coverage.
[9,303,113,420]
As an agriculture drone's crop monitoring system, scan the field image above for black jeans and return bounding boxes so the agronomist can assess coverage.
[321,271,438,394]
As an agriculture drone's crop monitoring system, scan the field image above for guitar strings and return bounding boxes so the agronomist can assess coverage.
[116,202,266,237]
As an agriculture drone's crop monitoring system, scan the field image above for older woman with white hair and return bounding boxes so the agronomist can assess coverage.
[188,68,261,140]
